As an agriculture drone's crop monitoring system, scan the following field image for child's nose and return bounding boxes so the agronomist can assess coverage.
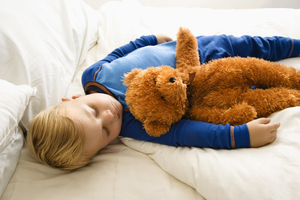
[102,109,114,123]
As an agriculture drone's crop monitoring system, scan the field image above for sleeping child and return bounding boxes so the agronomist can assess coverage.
[26,32,300,170]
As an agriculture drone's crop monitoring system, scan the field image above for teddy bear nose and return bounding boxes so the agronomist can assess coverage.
[169,77,176,83]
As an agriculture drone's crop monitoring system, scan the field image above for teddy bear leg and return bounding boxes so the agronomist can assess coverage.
[242,87,300,117]
[257,64,300,90]
[236,57,300,90]
[175,27,200,73]
[208,57,300,90]
[188,102,257,126]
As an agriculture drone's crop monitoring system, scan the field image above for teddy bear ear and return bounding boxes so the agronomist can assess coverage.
[123,68,143,86]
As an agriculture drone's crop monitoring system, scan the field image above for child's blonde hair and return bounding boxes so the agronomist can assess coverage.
[26,102,94,170]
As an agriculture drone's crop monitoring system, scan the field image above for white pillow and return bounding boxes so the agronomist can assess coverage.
[0,0,100,130]
[0,79,36,197]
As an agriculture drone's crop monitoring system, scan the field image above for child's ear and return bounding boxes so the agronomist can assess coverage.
[123,68,143,86]
[61,94,83,101]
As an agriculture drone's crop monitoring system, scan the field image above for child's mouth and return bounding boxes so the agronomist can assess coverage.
[112,103,120,119]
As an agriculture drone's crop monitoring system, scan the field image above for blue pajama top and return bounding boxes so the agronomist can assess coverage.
[82,34,300,149]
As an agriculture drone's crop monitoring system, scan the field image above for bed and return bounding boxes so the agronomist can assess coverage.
[1,0,300,199]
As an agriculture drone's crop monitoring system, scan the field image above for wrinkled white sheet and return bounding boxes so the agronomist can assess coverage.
[122,105,300,199]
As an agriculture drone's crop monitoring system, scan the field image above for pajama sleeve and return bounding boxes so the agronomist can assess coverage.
[81,35,157,90]
[120,111,250,149]
[197,35,300,64]
[100,35,158,63]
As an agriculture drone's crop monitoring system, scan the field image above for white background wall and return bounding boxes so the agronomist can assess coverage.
[82,0,300,10]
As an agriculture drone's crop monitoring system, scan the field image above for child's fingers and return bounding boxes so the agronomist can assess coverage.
[257,118,271,125]
[62,97,72,101]
[273,122,281,129]
[259,118,280,131]
[269,131,277,143]
[62,94,83,101]
[270,134,277,141]
[268,122,280,143]
[268,122,281,131]
[270,128,278,137]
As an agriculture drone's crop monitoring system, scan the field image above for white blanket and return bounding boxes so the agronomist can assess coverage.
[121,107,300,199]
[98,0,300,199]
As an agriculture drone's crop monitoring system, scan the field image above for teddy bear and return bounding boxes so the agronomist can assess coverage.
[124,27,300,137]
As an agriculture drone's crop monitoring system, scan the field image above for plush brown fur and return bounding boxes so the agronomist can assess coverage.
[124,27,300,137]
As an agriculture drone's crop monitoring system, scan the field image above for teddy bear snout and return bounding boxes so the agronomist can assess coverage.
[169,77,176,83]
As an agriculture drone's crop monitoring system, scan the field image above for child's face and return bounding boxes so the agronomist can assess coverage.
[63,93,123,157]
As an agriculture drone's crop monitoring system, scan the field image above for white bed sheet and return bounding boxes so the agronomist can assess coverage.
[2,0,300,199]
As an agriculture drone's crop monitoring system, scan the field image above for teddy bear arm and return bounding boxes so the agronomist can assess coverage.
[175,27,200,73]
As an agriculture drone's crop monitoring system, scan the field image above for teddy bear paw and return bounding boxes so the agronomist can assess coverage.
[223,103,258,125]
[144,122,171,137]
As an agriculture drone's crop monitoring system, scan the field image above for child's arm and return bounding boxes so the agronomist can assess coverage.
[101,34,172,63]
[198,35,300,64]
[120,112,280,149]
[120,112,237,149]
[96,35,157,65]
[230,35,300,61]
[82,34,172,92]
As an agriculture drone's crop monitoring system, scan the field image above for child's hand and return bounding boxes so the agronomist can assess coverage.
[155,34,173,44]
[247,118,280,148]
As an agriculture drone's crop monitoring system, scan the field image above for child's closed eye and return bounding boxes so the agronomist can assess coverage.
[92,106,99,117]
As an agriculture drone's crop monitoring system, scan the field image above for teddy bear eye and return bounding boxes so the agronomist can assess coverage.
[169,77,176,83]
[154,79,157,84]
[161,96,165,101]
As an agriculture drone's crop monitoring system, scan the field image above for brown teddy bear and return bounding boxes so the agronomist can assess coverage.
[124,27,300,137]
